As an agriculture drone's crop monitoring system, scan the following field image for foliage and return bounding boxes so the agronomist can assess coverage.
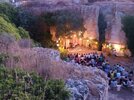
[0,53,9,65]
[18,27,30,39]
[32,10,84,48]
[0,3,30,39]
[41,10,85,37]
[17,9,37,29]
[41,32,57,48]
[0,3,19,25]
[0,15,30,39]
[0,13,11,22]
[0,16,21,39]
[98,12,107,51]
[45,80,70,100]
[0,66,70,100]
[55,10,85,36]
[122,15,134,55]
[59,47,68,60]
[41,12,56,26]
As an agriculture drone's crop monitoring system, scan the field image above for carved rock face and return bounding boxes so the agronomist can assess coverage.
[13,0,134,56]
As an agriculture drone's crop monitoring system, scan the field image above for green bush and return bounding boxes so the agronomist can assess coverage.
[45,80,70,100]
[0,53,9,65]
[0,16,30,39]
[0,3,19,25]
[0,66,70,100]
[0,16,21,39]
[18,27,30,39]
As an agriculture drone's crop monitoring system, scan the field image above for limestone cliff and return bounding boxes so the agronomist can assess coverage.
[11,0,134,56]
[0,34,109,100]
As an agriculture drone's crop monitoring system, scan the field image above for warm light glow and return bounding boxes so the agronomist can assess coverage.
[113,44,121,51]
[89,37,93,40]
[56,40,59,43]
[95,42,98,45]
[58,38,60,40]
[87,40,89,42]
[79,38,82,40]
[78,31,82,36]
[57,44,59,47]
[79,33,81,36]
[74,34,76,37]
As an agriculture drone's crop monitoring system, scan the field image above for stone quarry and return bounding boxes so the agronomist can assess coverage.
[0,0,134,99]
[0,34,108,100]
[10,0,134,56]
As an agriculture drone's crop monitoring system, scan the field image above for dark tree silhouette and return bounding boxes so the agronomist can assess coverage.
[122,16,134,55]
[98,12,107,51]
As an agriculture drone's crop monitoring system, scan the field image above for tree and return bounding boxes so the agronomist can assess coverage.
[0,3,19,25]
[122,15,134,55]
[33,10,84,47]
[54,9,85,37]
[98,12,107,51]
[17,8,37,30]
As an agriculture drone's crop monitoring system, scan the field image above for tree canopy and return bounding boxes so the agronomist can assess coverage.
[0,3,19,25]
[41,9,85,37]
[55,10,84,36]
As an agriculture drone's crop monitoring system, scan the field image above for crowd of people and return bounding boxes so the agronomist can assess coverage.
[66,52,134,91]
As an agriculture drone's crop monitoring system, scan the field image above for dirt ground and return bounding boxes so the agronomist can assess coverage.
[109,89,134,100]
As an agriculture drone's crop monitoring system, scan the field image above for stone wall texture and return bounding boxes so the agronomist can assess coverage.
[13,0,134,53]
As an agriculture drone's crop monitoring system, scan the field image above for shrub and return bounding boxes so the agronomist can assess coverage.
[0,16,21,39]
[0,53,9,65]
[18,27,30,39]
[0,16,30,39]
[59,47,68,60]
[45,80,70,100]
[0,66,70,100]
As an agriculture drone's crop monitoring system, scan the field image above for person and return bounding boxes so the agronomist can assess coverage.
[116,83,122,91]
[129,70,133,77]
[123,77,129,87]
[128,78,133,87]
[110,79,117,89]
[116,71,121,79]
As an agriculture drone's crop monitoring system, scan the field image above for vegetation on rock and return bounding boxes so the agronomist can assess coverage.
[0,16,21,39]
[0,3,30,39]
[0,65,70,100]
